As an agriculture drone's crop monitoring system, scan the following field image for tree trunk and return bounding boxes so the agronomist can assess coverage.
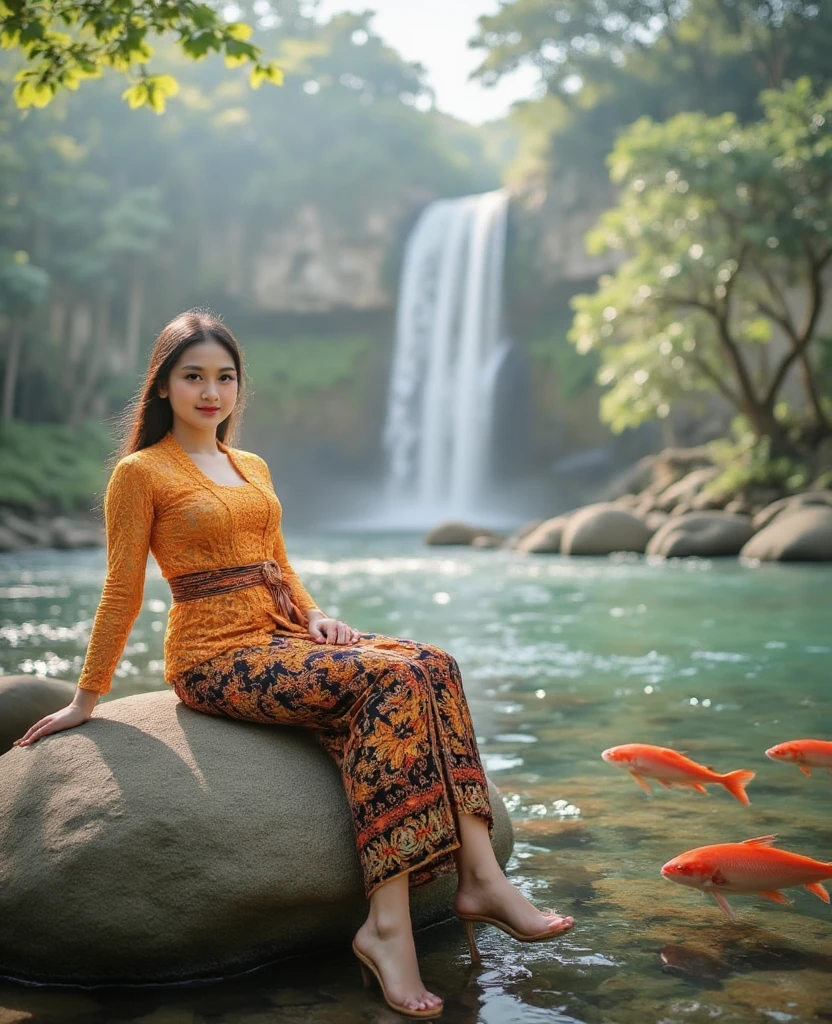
[69,291,111,428]
[2,321,24,424]
[124,262,145,373]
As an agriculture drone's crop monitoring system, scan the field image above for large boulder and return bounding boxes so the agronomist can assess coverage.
[0,690,514,984]
[0,675,76,754]
[740,507,832,562]
[516,515,571,554]
[561,503,654,556]
[646,512,754,558]
[751,491,832,532]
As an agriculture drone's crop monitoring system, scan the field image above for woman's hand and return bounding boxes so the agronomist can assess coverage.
[13,690,97,747]
[307,610,359,645]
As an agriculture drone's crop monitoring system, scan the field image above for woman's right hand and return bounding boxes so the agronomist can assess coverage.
[13,698,95,747]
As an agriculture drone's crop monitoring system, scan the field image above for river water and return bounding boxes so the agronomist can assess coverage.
[1,535,831,1023]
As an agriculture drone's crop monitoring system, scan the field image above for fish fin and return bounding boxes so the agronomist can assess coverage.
[689,783,708,795]
[759,889,791,906]
[721,769,756,806]
[629,772,653,794]
[710,891,735,921]
[798,764,813,776]
[741,835,777,847]
[806,882,830,904]
[657,778,673,790]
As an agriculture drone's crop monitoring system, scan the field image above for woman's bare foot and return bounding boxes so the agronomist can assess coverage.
[353,918,443,1013]
[454,870,573,938]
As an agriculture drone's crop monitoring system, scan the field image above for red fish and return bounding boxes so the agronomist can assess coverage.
[766,739,832,777]
[661,835,832,921]
[601,743,755,805]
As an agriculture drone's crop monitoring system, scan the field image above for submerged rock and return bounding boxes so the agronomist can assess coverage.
[425,521,502,546]
[0,689,513,984]
[741,507,832,562]
[647,512,754,558]
[561,503,654,556]
[0,675,76,754]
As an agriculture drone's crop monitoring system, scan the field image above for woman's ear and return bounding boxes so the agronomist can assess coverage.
[157,382,168,399]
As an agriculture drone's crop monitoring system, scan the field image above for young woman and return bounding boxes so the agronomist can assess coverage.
[14,309,573,1018]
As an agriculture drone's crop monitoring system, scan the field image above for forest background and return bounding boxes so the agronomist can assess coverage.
[1,0,830,524]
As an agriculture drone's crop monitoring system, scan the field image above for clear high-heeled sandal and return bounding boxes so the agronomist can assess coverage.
[457,909,574,964]
[352,941,443,1019]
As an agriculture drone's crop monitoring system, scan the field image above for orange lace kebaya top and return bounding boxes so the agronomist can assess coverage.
[76,431,321,695]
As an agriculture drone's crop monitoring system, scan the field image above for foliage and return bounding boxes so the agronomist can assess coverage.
[0,418,112,512]
[0,0,282,111]
[0,250,49,315]
[472,0,832,194]
[705,416,811,499]
[568,78,832,449]
[245,334,372,398]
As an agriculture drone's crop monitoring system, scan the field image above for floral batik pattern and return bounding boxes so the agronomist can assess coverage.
[171,632,494,897]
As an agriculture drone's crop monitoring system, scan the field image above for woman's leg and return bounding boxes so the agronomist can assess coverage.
[453,813,573,936]
[359,637,573,936]
[353,874,442,1013]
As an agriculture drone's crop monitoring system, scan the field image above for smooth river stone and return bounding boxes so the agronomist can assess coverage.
[0,675,76,755]
[0,689,513,984]
[561,503,654,556]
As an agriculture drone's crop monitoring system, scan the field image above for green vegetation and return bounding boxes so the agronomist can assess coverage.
[477,0,832,467]
[0,0,282,111]
[569,79,831,454]
[0,419,112,513]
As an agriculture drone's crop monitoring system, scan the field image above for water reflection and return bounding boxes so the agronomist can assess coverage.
[1,537,831,1022]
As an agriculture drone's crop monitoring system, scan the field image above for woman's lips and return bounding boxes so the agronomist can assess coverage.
[197,408,220,414]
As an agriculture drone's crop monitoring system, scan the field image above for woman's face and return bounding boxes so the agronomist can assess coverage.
[158,340,239,432]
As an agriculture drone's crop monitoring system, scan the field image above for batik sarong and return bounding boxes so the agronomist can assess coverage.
[171,631,493,897]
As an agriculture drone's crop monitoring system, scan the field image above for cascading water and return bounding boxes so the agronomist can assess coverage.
[381,189,510,528]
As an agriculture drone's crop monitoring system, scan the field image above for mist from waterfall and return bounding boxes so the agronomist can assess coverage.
[379,189,510,529]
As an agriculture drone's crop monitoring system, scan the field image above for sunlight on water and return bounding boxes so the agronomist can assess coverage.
[1,535,831,1023]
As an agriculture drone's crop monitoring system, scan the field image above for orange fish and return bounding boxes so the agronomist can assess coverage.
[601,743,755,805]
[766,739,832,777]
[661,835,832,921]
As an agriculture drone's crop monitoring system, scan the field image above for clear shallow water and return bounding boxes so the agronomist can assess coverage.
[1,535,831,1023]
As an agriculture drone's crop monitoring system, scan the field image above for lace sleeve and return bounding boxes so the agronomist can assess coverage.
[76,458,155,694]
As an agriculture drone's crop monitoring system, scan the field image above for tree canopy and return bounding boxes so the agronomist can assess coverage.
[0,0,283,111]
[569,78,832,452]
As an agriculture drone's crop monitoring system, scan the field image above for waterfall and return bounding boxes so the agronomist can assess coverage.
[381,189,510,527]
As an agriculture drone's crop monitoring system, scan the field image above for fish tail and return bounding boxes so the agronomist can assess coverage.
[721,769,756,806]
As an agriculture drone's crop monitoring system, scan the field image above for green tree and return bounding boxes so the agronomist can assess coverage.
[569,78,832,453]
[0,0,282,111]
[472,0,832,192]
[0,253,49,422]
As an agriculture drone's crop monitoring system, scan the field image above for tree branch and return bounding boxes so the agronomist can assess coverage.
[764,245,826,408]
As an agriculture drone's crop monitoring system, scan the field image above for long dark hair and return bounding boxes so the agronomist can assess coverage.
[108,307,248,469]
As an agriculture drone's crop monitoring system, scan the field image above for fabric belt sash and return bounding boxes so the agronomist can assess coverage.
[168,558,305,626]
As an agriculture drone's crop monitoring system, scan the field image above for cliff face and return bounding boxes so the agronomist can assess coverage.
[510,169,621,286]
[215,193,431,315]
